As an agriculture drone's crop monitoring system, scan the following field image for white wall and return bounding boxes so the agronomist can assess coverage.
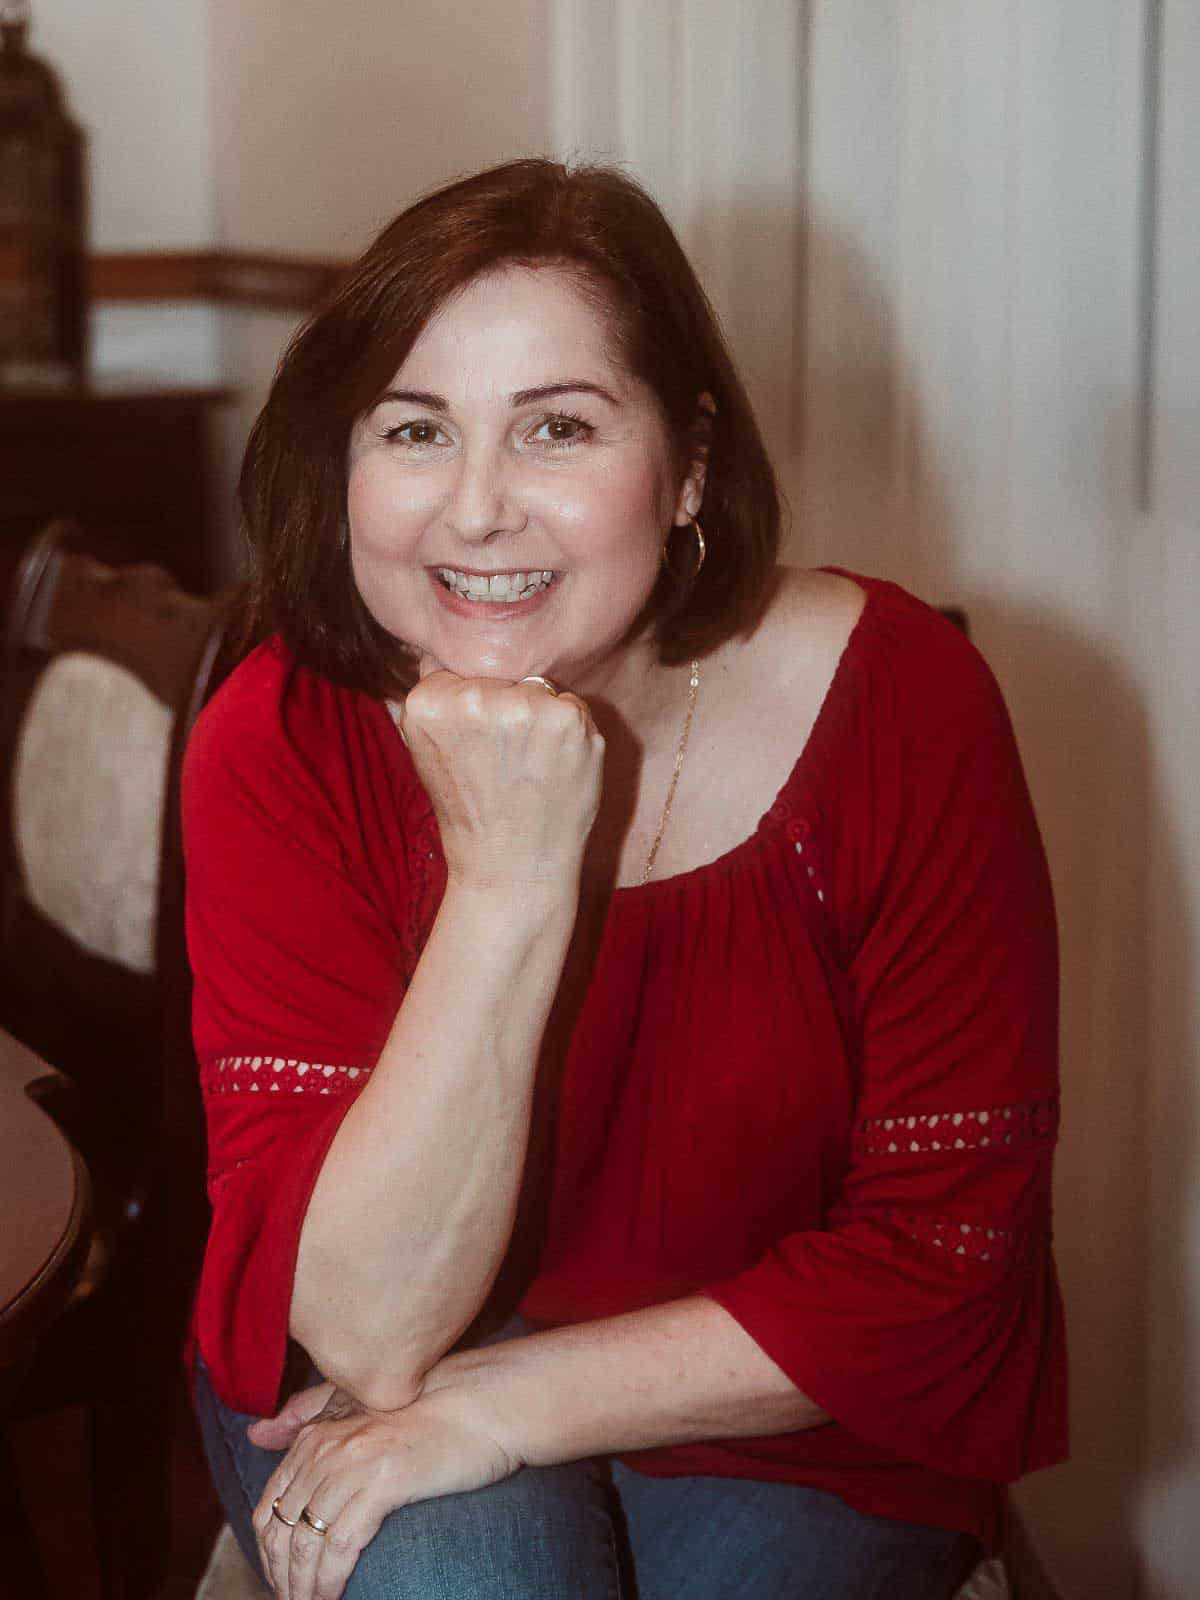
[33,0,216,250]
[30,0,222,381]
[206,0,553,256]
[1131,6,1200,1591]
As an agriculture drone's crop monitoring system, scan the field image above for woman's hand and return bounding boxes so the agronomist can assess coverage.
[252,1383,523,1600]
[396,655,604,893]
[247,1381,338,1452]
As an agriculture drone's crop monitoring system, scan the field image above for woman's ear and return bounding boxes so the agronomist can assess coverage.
[674,391,715,525]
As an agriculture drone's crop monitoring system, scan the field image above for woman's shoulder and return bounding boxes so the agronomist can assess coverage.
[747,565,985,707]
[765,566,868,661]
[766,563,976,660]
[185,638,304,797]
[722,567,862,715]
[782,566,1001,713]
[747,566,1015,791]
[757,572,1042,955]
[184,636,407,813]
[195,635,330,737]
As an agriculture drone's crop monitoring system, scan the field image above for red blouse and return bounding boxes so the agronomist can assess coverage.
[183,573,1067,1546]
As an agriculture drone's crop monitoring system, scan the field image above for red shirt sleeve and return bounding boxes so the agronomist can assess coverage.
[706,588,1068,1482]
[183,642,420,1416]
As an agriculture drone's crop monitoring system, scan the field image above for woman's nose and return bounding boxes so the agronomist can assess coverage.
[441,443,525,542]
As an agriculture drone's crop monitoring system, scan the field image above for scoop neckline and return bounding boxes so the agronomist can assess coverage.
[602,569,878,902]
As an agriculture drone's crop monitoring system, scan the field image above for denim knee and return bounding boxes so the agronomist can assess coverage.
[193,1357,626,1599]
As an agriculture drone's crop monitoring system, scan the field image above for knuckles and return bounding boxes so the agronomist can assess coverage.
[341,1430,378,1464]
[403,678,595,741]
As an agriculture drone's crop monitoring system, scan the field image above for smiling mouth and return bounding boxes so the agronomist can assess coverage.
[435,567,557,603]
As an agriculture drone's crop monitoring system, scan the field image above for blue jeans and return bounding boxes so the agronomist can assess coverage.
[193,1360,980,1599]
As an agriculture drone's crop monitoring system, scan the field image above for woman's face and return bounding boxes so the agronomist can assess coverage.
[346,264,703,689]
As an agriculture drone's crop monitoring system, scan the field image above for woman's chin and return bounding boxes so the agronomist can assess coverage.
[422,643,558,685]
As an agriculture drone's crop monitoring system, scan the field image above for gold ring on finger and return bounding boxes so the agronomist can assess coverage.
[300,1507,331,1536]
[270,1498,299,1528]
[518,675,560,696]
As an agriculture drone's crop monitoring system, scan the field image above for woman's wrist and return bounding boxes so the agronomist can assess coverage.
[430,875,580,990]
[419,1299,829,1470]
[440,872,581,923]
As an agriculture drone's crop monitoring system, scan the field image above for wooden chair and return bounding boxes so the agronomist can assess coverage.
[0,518,234,1600]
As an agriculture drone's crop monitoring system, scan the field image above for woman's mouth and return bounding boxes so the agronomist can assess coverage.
[434,567,557,604]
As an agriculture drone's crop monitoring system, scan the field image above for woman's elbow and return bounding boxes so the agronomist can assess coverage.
[338,1366,427,1414]
[288,1307,427,1413]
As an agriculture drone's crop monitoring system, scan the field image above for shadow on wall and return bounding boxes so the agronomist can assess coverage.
[784,219,1193,1600]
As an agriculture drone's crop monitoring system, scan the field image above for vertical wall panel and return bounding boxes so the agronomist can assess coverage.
[550,0,620,158]
[997,18,1149,1594]
[550,0,807,465]
[790,3,905,569]
[1133,6,1200,1596]
[893,2,1021,598]
[614,1,685,213]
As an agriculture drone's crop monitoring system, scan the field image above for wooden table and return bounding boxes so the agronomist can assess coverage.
[0,1030,92,1600]
[0,1028,91,1372]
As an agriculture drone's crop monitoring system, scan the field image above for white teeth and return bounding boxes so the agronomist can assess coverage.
[436,568,556,603]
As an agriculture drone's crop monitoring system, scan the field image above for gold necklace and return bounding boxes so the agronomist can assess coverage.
[641,659,701,884]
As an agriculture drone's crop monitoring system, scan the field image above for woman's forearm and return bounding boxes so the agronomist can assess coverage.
[422,1295,830,1463]
[289,877,579,1408]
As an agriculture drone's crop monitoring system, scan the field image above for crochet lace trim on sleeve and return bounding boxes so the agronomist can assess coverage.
[852,1098,1059,1157]
[200,1056,372,1096]
[875,1209,1032,1265]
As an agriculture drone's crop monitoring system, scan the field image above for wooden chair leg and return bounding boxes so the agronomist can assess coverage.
[0,1427,51,1600]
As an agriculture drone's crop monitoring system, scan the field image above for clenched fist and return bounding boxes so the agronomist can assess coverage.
[394,656,604,893]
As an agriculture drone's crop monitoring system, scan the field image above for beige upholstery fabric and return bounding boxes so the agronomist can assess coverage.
[195,1522,1010,1598]
[197,1527,267,1599]
[958,1558,1011,1598]
[14,651,171,975]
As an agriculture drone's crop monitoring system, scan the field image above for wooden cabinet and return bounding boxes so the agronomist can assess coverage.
[0,379,231,596]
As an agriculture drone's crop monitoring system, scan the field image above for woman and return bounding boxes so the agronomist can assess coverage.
[185,159,1066,1600]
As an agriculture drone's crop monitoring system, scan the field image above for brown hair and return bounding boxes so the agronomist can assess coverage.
[239,159,782,695]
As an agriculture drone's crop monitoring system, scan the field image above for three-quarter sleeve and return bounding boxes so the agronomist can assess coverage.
[183,646,415,1416]
[705,605,1067,1482]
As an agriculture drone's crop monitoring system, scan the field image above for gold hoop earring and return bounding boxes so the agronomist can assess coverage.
[661,515,708,582]
[687,514,706,575]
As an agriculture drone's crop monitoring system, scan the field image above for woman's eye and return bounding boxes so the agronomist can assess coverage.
[383,420,446,447]
[527,413,594,448]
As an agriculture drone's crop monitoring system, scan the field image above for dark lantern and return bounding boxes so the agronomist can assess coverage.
[0,0,86,386]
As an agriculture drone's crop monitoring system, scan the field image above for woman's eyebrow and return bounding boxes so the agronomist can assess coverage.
[374,380,620,412]
[509,381,619,407]
[376,388,449,412]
